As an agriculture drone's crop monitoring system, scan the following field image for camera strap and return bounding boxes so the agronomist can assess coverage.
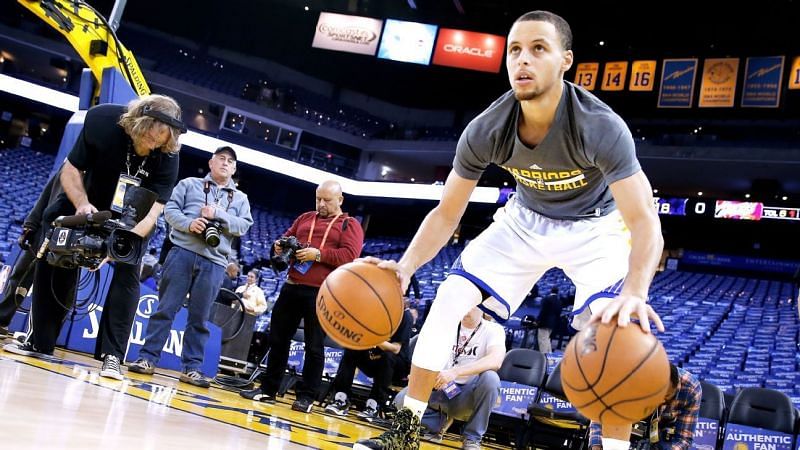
[204,181,235,212]
[452,321,482,366]
[306,213,342,249]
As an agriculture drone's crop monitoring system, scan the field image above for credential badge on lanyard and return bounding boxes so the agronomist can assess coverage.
[112,147,146,213]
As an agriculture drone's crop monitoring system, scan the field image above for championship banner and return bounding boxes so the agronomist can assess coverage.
[492,380,538,418]
[789,56,800,89]
[629,60,657,91]
[741,56,784,107]
[574,63,599,90]
[723,423,794,450]
[601,61,628,91]
[311,12,383,56]
[658,59,698,108]
[699,58,739,107]
[432,28,505,73]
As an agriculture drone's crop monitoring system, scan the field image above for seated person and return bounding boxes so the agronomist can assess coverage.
[589,364,701,450]
[325,306,414,421]
[235,269,268,315]
[395,307,505,449]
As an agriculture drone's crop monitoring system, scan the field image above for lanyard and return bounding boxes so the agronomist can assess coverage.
[453,321,482,366]
[126,144,149,179]
[204,181,235,212]
[306,213,342,250]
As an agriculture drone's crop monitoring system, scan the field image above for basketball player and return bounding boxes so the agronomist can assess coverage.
[355,10,664,450]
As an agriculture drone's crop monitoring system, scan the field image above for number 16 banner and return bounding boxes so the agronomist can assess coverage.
[629,60,657,91]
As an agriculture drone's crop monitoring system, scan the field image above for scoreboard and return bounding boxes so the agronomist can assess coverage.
[654,197,796,221]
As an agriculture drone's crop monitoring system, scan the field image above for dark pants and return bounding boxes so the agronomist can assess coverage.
[332,348,410,405]
[28,255,141,359]
[0,247,37,326]
[259,283,324,401]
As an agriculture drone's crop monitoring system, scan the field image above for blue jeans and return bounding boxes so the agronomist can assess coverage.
[395,371,501,442]
[138,246,225,371]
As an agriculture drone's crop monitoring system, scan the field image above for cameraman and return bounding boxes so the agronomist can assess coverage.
[129,146,252,387]
[588,365,701,450]
[240,180,364,413]
[2,95,183,382]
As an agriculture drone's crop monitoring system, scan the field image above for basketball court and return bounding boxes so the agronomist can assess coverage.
[0,346,512,449]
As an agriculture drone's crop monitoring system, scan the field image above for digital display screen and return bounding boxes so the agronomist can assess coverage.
[654,197,688,216]
[312,12,383,56]
[714,200,763,221]
[377,19,437,65]
[432,28,505,73]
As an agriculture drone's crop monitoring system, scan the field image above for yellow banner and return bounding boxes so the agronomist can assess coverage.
[629,60,657,91]
[574,63,599,90]
[699,58,739,107]
[789,56,800,89]
[601,61,628,91]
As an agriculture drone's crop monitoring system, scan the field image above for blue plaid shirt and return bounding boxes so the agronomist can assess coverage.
[589,367,702,450]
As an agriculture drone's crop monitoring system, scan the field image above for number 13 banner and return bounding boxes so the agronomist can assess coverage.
[573,62,599,90]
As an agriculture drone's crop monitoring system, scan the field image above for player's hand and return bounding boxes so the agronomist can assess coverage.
[200,205,216,219]
[356,256,413,293]
[295,247,319,263]
[189,217,208,234]
[589,293,664,334]
[434,369,457,390]
[76,203,98,215]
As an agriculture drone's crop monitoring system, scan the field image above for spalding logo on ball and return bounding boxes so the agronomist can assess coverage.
[560,321,670,425]
[316,261,404,350]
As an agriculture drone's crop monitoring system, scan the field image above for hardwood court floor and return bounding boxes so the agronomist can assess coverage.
[0,347,510,449]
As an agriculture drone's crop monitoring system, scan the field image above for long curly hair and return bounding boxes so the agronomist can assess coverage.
[118,94,183,154]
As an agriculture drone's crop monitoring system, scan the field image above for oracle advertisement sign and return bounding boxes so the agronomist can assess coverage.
[432,28,505,73]
[312,12,383,56]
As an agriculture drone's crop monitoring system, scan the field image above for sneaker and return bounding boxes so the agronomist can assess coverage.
[421,415,453,443]
[2,340,45,357]
[324,392,350,416]
[292,396,313,413]
[99,355,124,381]
[128,358,155,375]
[0,325,10,338]
[462,439,482,450]
[179,370,210,388]
[239,387,276,403]
[353,407,421,450]
[357,398,380,423]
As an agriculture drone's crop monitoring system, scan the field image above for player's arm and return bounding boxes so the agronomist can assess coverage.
[376,340,402,354]
[391,170,478,289]
[130,202,165,238]
[602,171,664,333]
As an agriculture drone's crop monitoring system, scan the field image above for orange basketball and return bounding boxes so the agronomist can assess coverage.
[560,321,670,425]
[316,261,404,350]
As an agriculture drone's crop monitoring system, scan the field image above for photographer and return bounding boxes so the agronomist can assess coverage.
[2,95,183,382]
[588,365,701,450]
[129,147,252,387]
[240,180,364,413]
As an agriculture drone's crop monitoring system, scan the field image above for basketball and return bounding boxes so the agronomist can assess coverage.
[560,321,670,425]
[316,261,404,350]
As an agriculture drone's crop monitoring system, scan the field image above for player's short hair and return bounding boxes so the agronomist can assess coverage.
[119,94,183,154]
[514,10,573,51]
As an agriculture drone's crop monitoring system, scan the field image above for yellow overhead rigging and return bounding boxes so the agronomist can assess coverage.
[17,0,149,98]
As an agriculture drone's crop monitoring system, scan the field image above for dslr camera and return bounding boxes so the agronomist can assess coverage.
[270,235,303,271]
[40,186,158,270]
[203,219,223,247]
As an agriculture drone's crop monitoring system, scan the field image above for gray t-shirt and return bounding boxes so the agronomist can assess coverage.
[454,81,640,220]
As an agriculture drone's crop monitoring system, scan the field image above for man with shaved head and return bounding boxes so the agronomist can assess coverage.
[241,180,364,413]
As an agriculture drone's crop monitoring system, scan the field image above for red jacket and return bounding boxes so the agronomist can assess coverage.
[283,211,364,287]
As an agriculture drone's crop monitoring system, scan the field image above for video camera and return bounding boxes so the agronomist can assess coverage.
[39,186,158,270]
[270,235,303,271]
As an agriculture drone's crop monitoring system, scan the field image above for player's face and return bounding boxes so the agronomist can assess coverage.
[506,20,573,101]
[315,186,343,217]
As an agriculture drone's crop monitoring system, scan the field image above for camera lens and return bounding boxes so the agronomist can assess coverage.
[112,239,133,259]
[204,224,221,247]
